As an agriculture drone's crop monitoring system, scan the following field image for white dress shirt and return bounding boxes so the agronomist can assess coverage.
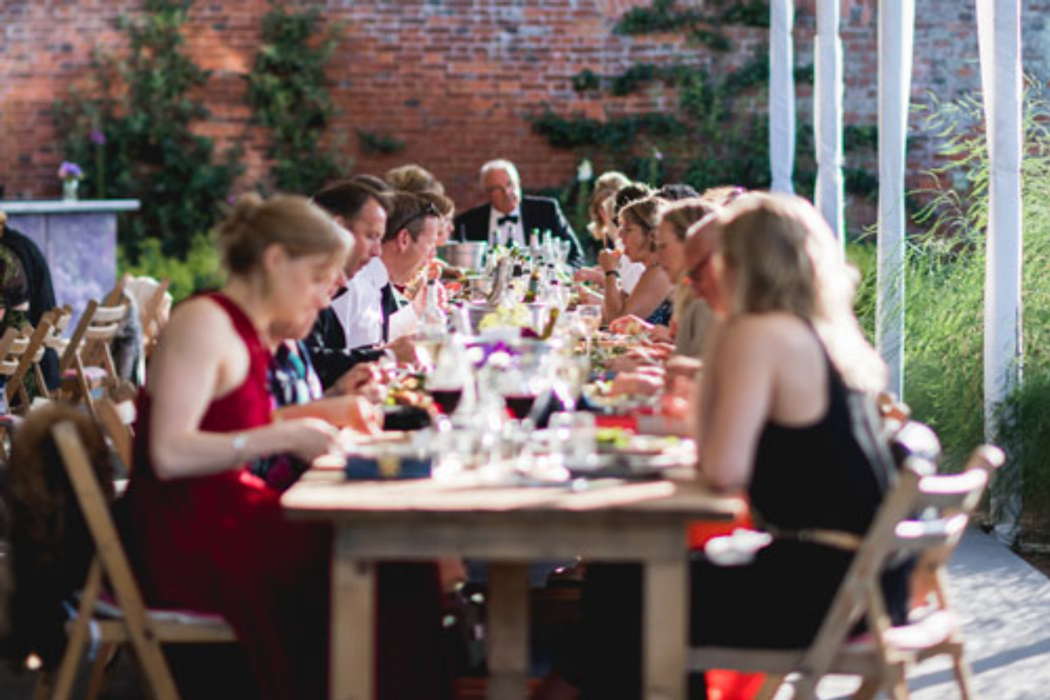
[331,257,387,349]
[487,206,526,247]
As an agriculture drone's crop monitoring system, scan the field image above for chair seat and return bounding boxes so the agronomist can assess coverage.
[62,365,109,387]
[70,592,237,643]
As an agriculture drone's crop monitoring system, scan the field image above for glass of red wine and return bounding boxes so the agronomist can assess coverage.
[497,358,547,425]
[430,386,463,415]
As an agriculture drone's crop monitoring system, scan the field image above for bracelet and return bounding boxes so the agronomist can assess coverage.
[232,433,248,461]
[604,269,620,278]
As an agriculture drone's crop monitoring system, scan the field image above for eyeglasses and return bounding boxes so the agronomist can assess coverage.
[391,201,440,235]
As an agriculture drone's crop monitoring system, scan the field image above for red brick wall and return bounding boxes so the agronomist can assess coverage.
[2,0,1048,226]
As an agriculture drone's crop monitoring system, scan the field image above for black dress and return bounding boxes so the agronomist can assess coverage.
[575,333,909,698]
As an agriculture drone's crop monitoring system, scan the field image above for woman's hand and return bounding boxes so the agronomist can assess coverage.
[278,417,345,463]
[597,249,621,273]
[575,285,603,306]
[574,267,603,285]
[333,362,383,402]
[610,371,663,396]
[609,314,651,336]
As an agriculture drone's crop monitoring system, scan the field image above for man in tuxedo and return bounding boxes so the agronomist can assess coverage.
[306,178,419,389]
[453,159,584,267]
[375,191,443,338]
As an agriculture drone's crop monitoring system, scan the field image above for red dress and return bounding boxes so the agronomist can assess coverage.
[123,293,330,699]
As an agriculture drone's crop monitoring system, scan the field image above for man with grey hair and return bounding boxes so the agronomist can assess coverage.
[454,158,584,267]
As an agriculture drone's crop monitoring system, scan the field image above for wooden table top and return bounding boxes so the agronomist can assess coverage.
[281,469,744,523]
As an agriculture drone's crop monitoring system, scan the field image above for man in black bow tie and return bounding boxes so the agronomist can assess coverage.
[453,159,584,267]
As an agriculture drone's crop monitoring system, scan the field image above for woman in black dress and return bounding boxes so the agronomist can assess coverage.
[541,192,908,699]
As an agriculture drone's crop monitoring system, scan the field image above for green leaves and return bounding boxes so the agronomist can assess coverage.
[245,2,346,194]
[52,0,241,260]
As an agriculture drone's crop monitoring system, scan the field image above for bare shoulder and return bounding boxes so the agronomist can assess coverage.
[719,313,817,356]
[158,296,239,350]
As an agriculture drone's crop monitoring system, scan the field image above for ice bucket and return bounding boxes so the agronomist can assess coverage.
[437,242,487,270]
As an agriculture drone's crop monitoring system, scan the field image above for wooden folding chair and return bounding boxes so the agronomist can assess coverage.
[58,300,128,419]
[40,420,236,700]
[2,315,56,411]
[128,277,171,360]
[688,445,1005,700]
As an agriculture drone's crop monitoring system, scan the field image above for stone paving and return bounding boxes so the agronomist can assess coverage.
[816,528,1050,699]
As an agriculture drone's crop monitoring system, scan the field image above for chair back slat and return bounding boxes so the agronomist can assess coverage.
[892,513,969,553]
[911,468,989,511]
[84,322,123,342]
[90,303,129,326]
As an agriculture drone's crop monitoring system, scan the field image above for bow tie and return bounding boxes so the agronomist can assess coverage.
[497,213,519,226]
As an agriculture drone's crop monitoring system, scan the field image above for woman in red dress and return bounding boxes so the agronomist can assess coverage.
[122,194,351,699]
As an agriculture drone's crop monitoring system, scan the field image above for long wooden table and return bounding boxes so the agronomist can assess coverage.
[282,470,743,700]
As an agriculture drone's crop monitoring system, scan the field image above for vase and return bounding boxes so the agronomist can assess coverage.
[62,178,79,201]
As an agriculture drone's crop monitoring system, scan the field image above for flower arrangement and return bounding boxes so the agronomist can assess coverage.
[57,161,83,201]
[57,161,84,182]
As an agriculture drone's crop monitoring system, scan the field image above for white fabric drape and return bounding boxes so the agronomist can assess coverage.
[769,0,795,193]
[814,0,844,242]
[977,0,1024,545]
[876,0,915,399]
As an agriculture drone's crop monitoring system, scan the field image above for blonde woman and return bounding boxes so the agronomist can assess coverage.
[557,193,908,699]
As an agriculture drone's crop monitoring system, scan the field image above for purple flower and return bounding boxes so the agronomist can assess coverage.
[89,129,106,145]
[57,161,84,181]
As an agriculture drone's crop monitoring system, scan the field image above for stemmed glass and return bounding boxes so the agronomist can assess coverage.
[577,303,602,358]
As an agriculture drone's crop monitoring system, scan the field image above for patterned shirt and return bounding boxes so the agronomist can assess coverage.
[249,340,324,490]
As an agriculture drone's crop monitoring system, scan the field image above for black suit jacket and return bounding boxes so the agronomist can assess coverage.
[304,306,384,390]
[453,195,584,267]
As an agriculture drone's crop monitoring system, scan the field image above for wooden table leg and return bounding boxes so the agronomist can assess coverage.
[644,559,688,700]
[487,563,529,700]
[331,529,375,700]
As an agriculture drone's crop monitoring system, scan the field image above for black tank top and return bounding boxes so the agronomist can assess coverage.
[749,329,885,538]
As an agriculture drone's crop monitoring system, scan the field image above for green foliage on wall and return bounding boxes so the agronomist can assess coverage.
[51,0,242,259]
[534,48,819,197]
[614,0,769,51]
[246,2,346,195]
[357,130,406,156]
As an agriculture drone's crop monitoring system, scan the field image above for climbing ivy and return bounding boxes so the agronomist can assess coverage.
[52,0,242,259]
[614,0,769,52]
[356,130,406,156]
[535,49,816,195]
[538,1,878,206]
[246,2,346,194]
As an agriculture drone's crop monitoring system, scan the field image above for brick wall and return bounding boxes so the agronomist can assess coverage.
[2,0,1049,227]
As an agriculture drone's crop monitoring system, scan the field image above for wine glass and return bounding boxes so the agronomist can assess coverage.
[577,304,602,357]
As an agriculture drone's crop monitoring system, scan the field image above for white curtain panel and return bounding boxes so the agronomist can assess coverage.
[814,0,844,243]
[977,0,1024,544]
[769,0,796,193]
[875,0,915,399]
